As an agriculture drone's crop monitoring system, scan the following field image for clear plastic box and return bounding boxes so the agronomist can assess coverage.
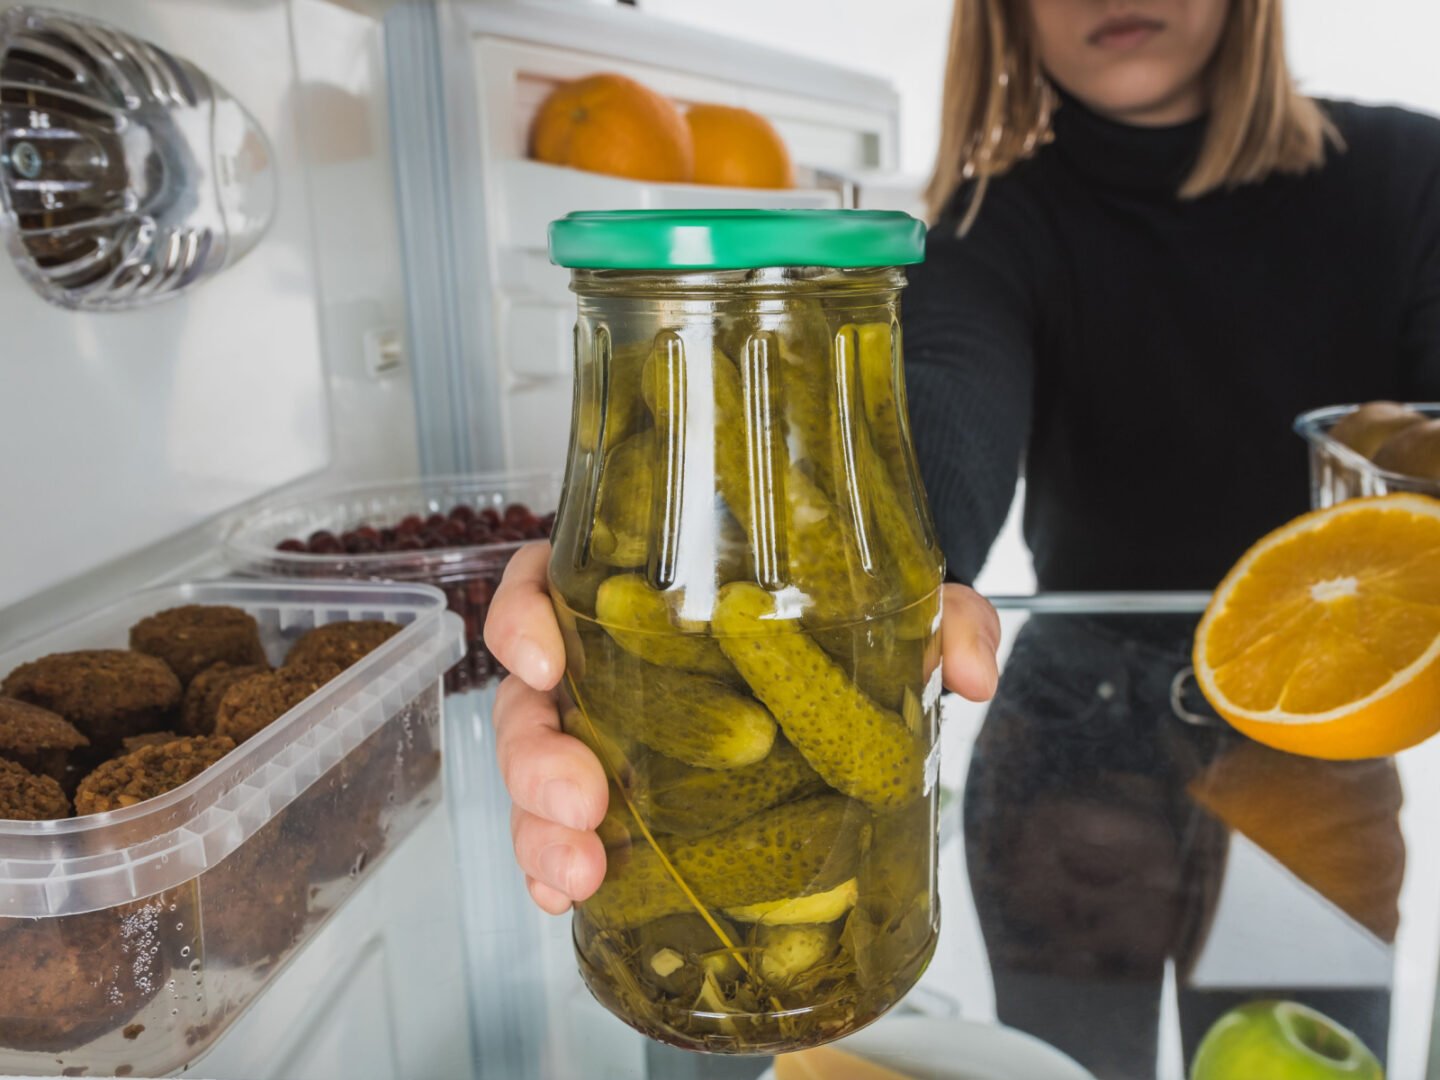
[0,580,464,1077]
[1295,404,1440,508]
[223,472,562,693]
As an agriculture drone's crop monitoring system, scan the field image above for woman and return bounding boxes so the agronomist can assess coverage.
[486,0,1439,939]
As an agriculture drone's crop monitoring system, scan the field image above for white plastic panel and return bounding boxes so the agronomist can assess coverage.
[0,0,329,610]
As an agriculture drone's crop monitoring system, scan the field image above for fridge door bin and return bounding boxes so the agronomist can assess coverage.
[0,579,464,1077]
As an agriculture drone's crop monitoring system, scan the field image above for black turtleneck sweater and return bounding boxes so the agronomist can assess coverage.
[904,95,1440,591]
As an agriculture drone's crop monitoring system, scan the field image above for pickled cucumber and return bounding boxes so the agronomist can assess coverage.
[560,703,640,787]
[591,431,654,567]
[850,322,905,483]
[578,339,651,453]
[585,794,867,929]
[727,878,858,925]
[576,655,776,769]
[842,796,936,985]
[634,741,826,837]
[595,574,734,679]
[758,923,841,984]
[811,625,926,713]
[643,344,881,623]
[712,583,923,812]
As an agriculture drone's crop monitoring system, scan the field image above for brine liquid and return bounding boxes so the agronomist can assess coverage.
[562,597,941,1055]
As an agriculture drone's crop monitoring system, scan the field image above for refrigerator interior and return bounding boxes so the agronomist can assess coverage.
[0,0,908,1075]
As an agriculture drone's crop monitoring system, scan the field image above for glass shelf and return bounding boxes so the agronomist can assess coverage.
[440,593,1440,1080]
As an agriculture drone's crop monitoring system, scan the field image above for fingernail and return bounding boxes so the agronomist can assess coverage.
[513,636,553,686]
[539,843,574,894]
[542,778,588,831]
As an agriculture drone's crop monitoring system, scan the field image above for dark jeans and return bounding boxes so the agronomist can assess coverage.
[963,614,1397,1079]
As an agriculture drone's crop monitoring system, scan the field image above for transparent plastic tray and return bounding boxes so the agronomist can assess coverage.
[223,471,562,693]
[1295,404,1440,508]
[0,579,464,1077]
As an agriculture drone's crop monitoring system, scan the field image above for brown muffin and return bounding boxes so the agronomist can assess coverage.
[284,621,401,671]
[0,758,70,820]
[213,662,343,744]
[119,731,183,755]
[2,650,180,749]
[203,816,317,967]
[129,604,269,686]
[74,735,235,815]
[0,696,89,786]
[181,662,270,736]
[0,900,169,1052]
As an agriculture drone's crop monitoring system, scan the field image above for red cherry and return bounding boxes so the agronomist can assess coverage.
[396,515,423,535]
[494,527,524,542]
[354,525,379,543]
[539,512,556,535]
[424,513,447,530]
[276,538,306,553]
[380,527,398,546]
[468,525,495,545]
[449,504,477,525]
[466,579,495,605]
[309,536,343,555]
[394,536,423,552]
[503,504,532,527]
[442,519,468,542]
[480,508,501,529]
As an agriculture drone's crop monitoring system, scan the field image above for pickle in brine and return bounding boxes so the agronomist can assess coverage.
[584,794,867,928]
[634,741,826,837]
[591,431,654,568]
[758,923,842,985]
[576,656,775,770]
[595,574,734,679]
[560,702,641,787]
[713,583,924,812]
[578,340,651,453]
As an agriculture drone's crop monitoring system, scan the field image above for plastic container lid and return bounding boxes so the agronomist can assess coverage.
[548,209,926,271]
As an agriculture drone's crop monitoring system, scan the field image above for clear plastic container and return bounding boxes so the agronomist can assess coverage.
[223,472,562,693]
[0,580,463,1077]
[1296,404,1440,508]
[547,210,942,1054]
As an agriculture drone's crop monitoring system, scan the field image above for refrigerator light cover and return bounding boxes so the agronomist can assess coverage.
[0,5,275,310]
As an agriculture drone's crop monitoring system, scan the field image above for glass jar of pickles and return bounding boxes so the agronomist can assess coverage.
[547,210,943,1054]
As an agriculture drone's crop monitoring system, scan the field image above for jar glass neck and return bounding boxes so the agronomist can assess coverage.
[569,265,906,301]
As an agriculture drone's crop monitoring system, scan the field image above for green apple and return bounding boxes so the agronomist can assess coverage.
[1191,1001,1383,1080]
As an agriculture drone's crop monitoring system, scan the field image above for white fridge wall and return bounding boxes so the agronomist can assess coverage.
[0,1,329,611]
[0,0,422,644]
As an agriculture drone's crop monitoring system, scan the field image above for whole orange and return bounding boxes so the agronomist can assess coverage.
[529,73,693,183]
[686,104,794,189]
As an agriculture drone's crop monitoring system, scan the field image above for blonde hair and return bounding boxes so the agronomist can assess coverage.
[926,0,1340,228]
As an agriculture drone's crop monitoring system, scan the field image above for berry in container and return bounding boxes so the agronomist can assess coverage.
[223,472,562,693]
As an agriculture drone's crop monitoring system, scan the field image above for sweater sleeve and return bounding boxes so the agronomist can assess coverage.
[902,188,1042,585]
[1399,115,1440,397]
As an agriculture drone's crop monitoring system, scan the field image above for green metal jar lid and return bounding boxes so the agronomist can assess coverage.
[548,209,925,271]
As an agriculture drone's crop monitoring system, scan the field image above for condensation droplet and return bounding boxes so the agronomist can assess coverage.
[180,946,191,958]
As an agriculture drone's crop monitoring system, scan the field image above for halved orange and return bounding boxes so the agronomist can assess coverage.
[1194,494,1440,759]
